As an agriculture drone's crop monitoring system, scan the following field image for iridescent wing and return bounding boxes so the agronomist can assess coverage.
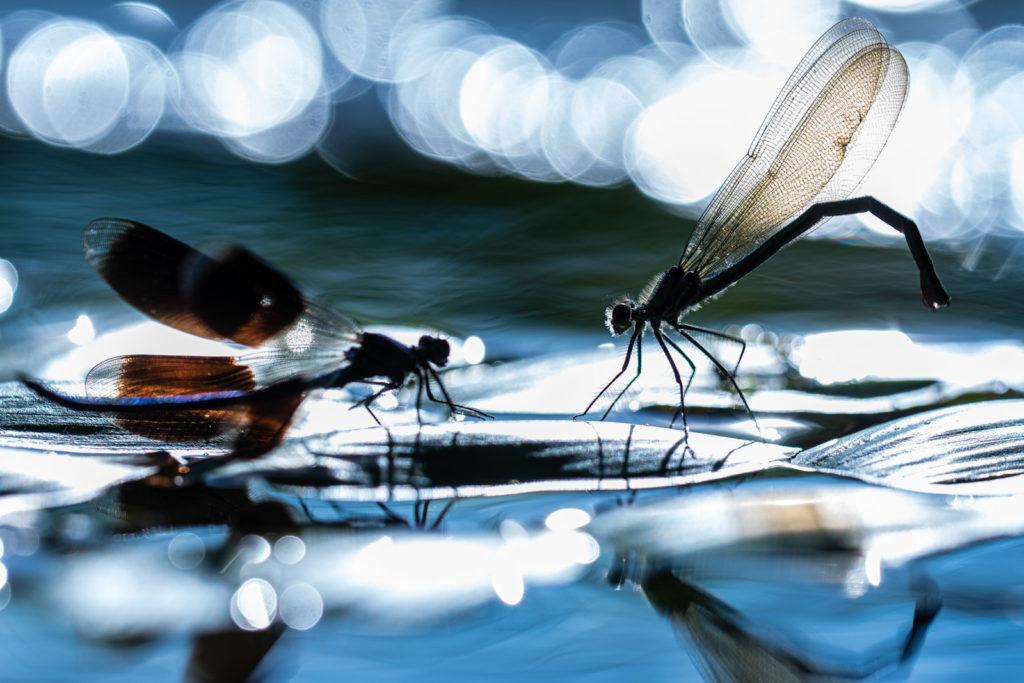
[82,217,361,348]
[679,18,907,278]
[78,354,302,450]
[59,219,365,452]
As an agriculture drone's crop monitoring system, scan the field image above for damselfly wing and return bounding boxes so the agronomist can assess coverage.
[22,218,487,455]
[581,18,951,429]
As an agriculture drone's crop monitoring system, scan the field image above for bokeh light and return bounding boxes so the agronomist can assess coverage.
[67,315,96,346]
[274,535,306,565]
[168,532,206,570]
[230,577,277,630]
[462,335,486,365]
[0,259,17,315]
[174,1,323,137]
[0,1,1016,243]
[627,62,778,204]
[545,507,591,531]
[321,0,445,83]
[279,582,323,630]
[9,21,127,147]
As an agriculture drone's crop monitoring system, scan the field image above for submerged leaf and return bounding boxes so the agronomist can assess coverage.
[795,399,1024,494]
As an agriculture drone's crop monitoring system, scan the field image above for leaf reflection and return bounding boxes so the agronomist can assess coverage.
[3,367,1024,679]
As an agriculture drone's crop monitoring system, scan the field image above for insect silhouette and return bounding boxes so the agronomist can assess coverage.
[578,18,950,429]
[22,218,488,455]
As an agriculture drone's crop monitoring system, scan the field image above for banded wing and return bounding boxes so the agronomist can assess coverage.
[84,217,306,346]
[84,354,291,449]
[73,219,365,452]
[679,18,907,278]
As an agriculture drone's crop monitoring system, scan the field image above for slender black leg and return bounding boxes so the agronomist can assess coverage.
[406,499,457,529]
[429,500,456,530]
[577,327,630,419]
[651,327,692,440]
[414,370,426,425]
[675,322,747,378]
[415,500,427,526]
[296,497,315,522]
[658,334,697,430]
[700,196,951,309]
[376,502,409,526]
[422,367,491,419]
[575,325,643,420]
[351,383,400,425]
[600,327,645,420]
[672,323,761,438]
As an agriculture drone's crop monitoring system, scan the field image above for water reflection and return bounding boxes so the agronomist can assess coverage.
[34,493,600,645]
[590,478,1024,678]
[640,568,940,681]
[4,370,1024,676]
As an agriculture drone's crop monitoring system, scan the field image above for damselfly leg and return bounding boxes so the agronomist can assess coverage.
[574,323,644,420]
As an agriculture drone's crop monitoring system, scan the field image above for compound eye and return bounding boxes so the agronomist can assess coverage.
[610,301,633,334]
[419,335,450,367]
[612,302,630,323]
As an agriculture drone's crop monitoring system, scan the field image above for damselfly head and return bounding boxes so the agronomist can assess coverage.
[607,299,635,336]
[418,335,450,367]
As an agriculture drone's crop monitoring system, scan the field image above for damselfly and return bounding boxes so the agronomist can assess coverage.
[579,18,950,430]
[22,218,488,455]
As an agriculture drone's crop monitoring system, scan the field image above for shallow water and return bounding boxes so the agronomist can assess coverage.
[2,134,1024,681]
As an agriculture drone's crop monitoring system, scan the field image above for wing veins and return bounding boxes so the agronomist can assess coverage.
[678,19,908,279]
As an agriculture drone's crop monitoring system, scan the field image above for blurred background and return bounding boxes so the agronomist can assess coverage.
[3,1,1024,680]
[1,0,1024,370]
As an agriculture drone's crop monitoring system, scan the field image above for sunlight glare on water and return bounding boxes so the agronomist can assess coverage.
[231,577,277,631]
[491,551,525,606]
[321,0,445,83]
[350,535,492,603]
[848,0,965,10]
[66,315,95,346]
[459,42,550,158]
[0,0,1016,242]
[462,335,486,365]
[233,535,273,569]
[794,330,1024,386]
[1009,138,1024,227]
[110,2,176,34]
[545,507,591,531]
[0,259,16,315]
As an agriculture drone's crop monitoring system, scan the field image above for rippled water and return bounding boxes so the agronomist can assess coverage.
[3,138,1014,354]
[2,136,1024,680]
